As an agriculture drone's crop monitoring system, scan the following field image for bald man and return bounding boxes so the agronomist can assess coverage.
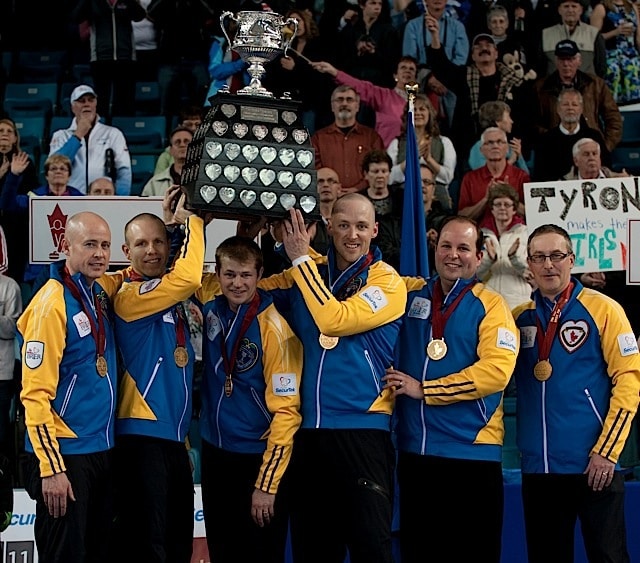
[18,211,124,563]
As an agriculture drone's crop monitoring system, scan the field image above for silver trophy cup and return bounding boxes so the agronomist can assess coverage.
[220,11,298,97]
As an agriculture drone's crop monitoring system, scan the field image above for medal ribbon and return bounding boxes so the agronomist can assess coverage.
[222,293,261,378]
[431,279,477,339]
[333,251,374,301]
[62,267,106,358]
[535,282,574,362]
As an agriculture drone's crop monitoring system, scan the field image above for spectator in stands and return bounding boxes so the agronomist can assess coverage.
[535,40,622,151]
[384,216,518,563]
[539,0,606,78]
[70,0,146,117]
[420,164,451,274]
[50,85,132,195]
[590,0,640,105]
[88,177,116,196]
[387,93,456,210]
[154,105,202,174]
[478,183,532,309]
[312,167,341,255]
[147,0,214,119]
[533,88,610,180]
[262,9,335,134]
[336,0,400,88]
[132,0,159,82]
[512,224,640,563]
[311,85,384,194]
[362,150,402,269]
[468,101,529,173]
[458,127,529,222]
[465,0,528,41]
[205,19,248,103]
[487,5,534,72]
[312,56,418,148]
[563,137,629,179]
[0,118,38,282]
[427,30,535,160]
[142,126,192,197]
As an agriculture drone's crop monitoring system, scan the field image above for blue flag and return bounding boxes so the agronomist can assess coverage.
[399,106,429,277]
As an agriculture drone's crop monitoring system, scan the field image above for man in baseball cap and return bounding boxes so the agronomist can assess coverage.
[70,84,97,103]
[554,39,580,58]
[472,33,496,47]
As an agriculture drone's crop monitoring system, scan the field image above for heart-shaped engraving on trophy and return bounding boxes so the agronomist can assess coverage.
[295,172,312,190]
[272,127,288,143]
[223,165,240,183]
[292,129,308,144]
[277,170,294,188]
[282,111,297,125]
[225,143,241,161]
[278,148,295,166]
[205,141,222,159]
[300,195,317,213]
[240,189,256,207]
[252,124,268,140]
[242,145,259,163]
[260,191,277,210]
[212,121,228,136]
[233,123,248,138]
[296,149,313,168]
[219,187,236,205]
[205,163,222,181]
[221,104,236,118]
[280,193,296,210]
[199,185,217,203]
[241,167,258,184]
[260,146,277,164]
[259,169,276,186]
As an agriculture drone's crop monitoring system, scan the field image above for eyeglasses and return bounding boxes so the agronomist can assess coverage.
[492,202,514,208]
[484,139,507,146]
[528,252,572,264]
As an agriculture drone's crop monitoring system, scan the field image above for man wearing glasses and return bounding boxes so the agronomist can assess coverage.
[512,224,640,563]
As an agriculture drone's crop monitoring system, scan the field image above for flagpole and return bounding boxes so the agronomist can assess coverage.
[405,82,419,120]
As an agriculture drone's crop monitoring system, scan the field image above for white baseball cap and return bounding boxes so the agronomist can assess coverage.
[70,85,97,103]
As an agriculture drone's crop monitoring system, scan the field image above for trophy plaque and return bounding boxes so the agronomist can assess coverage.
[181,12,320,222]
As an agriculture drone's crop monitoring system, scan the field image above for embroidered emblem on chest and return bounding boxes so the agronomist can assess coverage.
[236,338,259,372]
[559,320,589,353]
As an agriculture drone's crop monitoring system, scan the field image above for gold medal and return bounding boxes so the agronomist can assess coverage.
[174,346,189,368]
[426,338,447,360]
[224,376,233,397]
[319,334,339,350]
[96,355,108,377]
[533,360,553,381]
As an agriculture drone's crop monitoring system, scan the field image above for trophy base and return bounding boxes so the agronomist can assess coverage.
[236,85,274,98]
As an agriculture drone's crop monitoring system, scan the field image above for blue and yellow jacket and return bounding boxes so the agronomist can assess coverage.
[513,278,640,474]
[114,216,204,443]
[258,245,407,431]
[194,286,302,494]
[18,261,123,477]
[395,276,519,462]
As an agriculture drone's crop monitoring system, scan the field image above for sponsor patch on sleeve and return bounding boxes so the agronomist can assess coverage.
[618,333,639,356]
[519,326,537,349]
[359,286,388,313]
[25,341,44,369]
[407,296,431,319]
[496,327,517,353]
[73,311,92,338]
[272,373,298,396]
[139,278,161,294]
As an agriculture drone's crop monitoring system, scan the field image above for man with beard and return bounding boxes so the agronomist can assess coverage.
[312,85,384,194]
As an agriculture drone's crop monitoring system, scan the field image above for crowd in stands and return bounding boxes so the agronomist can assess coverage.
[1,0,640,483]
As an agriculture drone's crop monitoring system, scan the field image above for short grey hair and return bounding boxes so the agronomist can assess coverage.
[572,137,600,157]
[481,127,507,145]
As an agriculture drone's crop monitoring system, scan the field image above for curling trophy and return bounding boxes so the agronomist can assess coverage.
[181,11,320,221]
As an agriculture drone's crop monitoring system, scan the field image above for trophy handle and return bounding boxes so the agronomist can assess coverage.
[282,17,298,56]
[220,11,236,48]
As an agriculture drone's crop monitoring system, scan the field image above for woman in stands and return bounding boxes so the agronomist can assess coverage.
[387,93,456,211]
[0,117,38,283]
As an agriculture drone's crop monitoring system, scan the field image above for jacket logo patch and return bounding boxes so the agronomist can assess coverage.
[139,278,161,294]
[236,338,259,372]
[408,296,431,319]
[559,320,589,353]
[73,311,92,338]
[25,341,44,369]
[206,311,221,341]
[618,333,639,356]
[519,326,537,349]
[497,327,517,352]
[359,286,388,312]
[273,373,298,396]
